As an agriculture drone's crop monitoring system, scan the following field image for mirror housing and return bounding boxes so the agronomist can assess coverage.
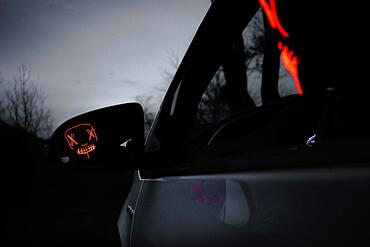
[49,103,144,170]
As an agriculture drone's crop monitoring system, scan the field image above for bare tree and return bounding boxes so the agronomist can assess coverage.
[0,72,4,116]
[160,49,181,90]
[136,51,180,136]
[196,9,266,124]
[135,94,157,137]
[3,65,53,138]
[197,68,230,124]
[244,10,265,74]
[137,9,270,128]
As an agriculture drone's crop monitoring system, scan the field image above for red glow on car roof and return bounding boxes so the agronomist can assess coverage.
[278,42,303,95]
[258,0,289,38]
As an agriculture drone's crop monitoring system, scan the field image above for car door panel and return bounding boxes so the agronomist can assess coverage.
[128,166,370,246]
[118,172,143,247]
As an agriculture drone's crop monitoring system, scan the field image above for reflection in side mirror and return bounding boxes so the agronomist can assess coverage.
[49,103,144,170]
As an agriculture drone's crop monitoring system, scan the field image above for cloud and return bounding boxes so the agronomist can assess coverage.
[72,79,85,85]
[48,2,72,11]
[119,78,139,86]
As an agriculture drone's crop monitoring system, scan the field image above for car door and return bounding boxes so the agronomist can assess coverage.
[118,0,370,246]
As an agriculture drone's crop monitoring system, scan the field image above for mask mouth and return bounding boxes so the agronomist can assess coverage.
[77,144,96,156]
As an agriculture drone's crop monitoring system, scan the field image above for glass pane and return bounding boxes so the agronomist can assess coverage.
[278,60,298,97]
[196,9,265,124]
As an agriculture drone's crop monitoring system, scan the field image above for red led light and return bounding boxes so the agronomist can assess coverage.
[66,134,78,148]
[259,0,303,95]
[278,42,303,95]
[64,123,98,159]
[258,0,289,38]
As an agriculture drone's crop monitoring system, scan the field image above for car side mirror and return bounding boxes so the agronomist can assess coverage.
[49,103,144,170]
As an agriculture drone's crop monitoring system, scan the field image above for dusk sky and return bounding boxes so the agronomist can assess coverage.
[0,0,210,130]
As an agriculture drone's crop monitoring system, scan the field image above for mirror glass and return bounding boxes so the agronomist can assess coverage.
[49,103,144,169]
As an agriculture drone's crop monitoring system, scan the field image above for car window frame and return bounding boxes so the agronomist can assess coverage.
[141,0,293,177]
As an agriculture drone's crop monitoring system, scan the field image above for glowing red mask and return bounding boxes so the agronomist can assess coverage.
[64,123,98,159]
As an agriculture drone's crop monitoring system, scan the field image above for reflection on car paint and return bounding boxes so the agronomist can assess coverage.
[306,133,317,147]
[194,180,250,228]
[218,180,250,228]
[194,181,222,205]
[64,123,98,159]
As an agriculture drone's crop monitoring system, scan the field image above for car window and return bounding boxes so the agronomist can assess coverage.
[139,0,369,179]
[196,9,298,126]
[163,6,338,167]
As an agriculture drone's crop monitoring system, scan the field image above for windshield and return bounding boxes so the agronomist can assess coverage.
[0,0,210,136]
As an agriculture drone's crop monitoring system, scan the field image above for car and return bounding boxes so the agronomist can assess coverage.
[49,0,370,246]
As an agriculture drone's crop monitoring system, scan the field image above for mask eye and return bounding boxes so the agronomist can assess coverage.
[86,128,97,141]
[66,133,78,148]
